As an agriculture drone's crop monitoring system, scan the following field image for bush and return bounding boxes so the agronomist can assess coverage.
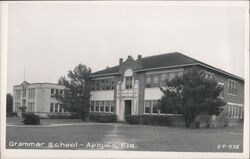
[7,112,18,117]
[23,113,41,125]
[89,113,117,123]
[125,115,172,126]
[48,113,81,119]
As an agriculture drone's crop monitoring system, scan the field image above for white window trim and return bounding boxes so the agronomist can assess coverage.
[228,79,238,96]
[218,82,225,99]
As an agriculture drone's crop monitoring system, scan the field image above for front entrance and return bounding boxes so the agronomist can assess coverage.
[125,100,132,116]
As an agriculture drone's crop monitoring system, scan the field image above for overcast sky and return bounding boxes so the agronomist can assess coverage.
[7,2,247,93]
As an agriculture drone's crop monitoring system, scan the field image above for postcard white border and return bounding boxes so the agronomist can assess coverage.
[1,1,249,159]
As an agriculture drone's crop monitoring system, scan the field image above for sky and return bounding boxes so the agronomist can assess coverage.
[7,2,247,93]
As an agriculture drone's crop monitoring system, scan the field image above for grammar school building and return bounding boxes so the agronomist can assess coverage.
[89,52,244,125]
[13,81,65,117]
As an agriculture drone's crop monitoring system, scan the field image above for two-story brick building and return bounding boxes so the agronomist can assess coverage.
[89,52,244,125]
[13,81,66,117]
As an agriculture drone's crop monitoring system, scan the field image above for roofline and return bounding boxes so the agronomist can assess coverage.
[197,63,244,82]
[89,63,244,82]
[89,72,121,78]
[134,63,197,73]
[13,82,65,87]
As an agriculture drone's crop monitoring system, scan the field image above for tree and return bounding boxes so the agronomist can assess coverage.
[56,64,92,121]
[158,67,226,127]
[6,93,13,116]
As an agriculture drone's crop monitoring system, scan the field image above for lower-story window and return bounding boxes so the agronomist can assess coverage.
[95,101,99,112]
[55,104,59,112]
[59,104,63,112]
[27,102,35,112]
[90,101,94,112]
[105,101,110,112]
[111,101,114,112]
[227,104,243,119]
[90,100,115,113]
[100,101,104,112]
[144,100,159,114]
[144,101,151,113]
[50,103,54,112]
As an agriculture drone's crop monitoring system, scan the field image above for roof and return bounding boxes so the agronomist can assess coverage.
[13,82,65,87]
[90,52,244,81]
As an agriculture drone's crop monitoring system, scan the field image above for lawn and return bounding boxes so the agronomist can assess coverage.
[6,118,243,152]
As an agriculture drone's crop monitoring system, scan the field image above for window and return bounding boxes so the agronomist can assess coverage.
[125,76,133,89]
[22,99,26,107]
[15,90,21,99]
[28,88,35,98]
[152,100,158,114]
[28,102,35,112]
[152,75,160,87]
[205,72,214,79]
[169,72,175,81]
[92,79,115,91]
[105,79,110,90]
[90,100,114,113]
[228,80,238,95]
[144,100,151,113]
[58,104,62,112]
[55,104,59,112]
[144,100,160,114]
[100,101,104,112]
[227,104,243,119]
[22,89,26,97]
[55,89,59,95]
[95,81,100,90]
[105,101,110,112]
[51,89,54,94]
[177,71,183,77]
[110,101,114,112]
[160,73,168,87]
[50,103,54,112]
[218,83,224,98]
[111,79,115,90]
[100,80,105,90]
[145,75,151,88]
[95,101,99,112]
[90,101,94,112]
[14,102,20,111]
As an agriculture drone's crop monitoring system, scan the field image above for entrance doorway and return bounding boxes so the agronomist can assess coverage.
[125,100,132,116]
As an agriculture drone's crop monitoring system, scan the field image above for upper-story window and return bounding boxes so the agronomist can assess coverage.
[105,79,110,90]
[218,83,224,98]
[145,71,183,88]
[168,72,176,81]
[22,89,26,97]
[15,90,21,99]
[205,71,214,79]
[92,78,115,91]
[51,89,64,97]
[228,80,238,95]
[28,88,35,99]
[146,75,151,88]
[160,73,168,87]
[125,76,133,89]
[152,74,160,87]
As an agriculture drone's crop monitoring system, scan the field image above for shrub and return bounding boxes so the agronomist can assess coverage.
[89,113,117,123]
[48,114,81,119]
[23,113,41,125]
[125,115,172,126]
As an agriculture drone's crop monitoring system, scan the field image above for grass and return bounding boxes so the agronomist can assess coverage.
[6,118,243,152]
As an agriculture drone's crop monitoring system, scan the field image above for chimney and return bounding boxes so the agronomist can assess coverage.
[137,55,142,61]
[137,55,142,68]
[119,58,123,65]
